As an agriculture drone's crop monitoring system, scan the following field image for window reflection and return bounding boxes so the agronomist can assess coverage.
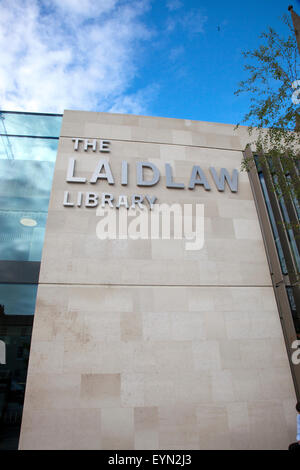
[0,140,56,264]
[0,111,62,137]
[287,287,300,340]
[0,111,61,449]
[0,136,58,162]
[0,284,37,316]
[0,284,37,449]
[0,160,55,202]
[0,212,46,261]
[258,172,288,274]
[257,161,300,348]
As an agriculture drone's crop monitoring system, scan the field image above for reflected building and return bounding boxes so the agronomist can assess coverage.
[0,305,32,450]
[0,111,62,449]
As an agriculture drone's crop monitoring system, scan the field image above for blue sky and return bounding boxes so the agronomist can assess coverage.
[0,0,298,125]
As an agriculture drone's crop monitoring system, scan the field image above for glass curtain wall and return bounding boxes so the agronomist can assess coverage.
[0,111,62,449]
[256,156,300,341]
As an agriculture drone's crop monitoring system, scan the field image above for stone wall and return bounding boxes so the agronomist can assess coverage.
[19,111,296,449]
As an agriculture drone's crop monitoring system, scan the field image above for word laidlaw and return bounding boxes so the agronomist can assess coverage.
[65,158,239,191]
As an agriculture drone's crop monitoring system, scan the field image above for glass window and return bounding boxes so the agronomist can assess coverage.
[271,174,300,273]
[278,197,300,273]
[258,172,288,274]
[0,136,58,161]
[0,295,33,450]
[0,284,37,316]
[0,112,62,137]
[286,287,300,340]
[0,159,55,202]
[0,211,47,261]
[0,138,57,263]
[0,111,61,450]
[286,174,300,219]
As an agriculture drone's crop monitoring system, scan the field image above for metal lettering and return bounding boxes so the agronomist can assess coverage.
[101,193,114,208]
[165,163,185,189]
[209,167,238,192]
[66,158,86,183]
[63,191,74,206]
[116,195,129,209]
[188,166,211,190]
[121,161,128,185]
[85,192,99,207]
[131,194,145,209]
[136,162,160,187]
[99,140,111,152]
[72,138,83,151]
[84,139,97,151]
[90,160,114,184]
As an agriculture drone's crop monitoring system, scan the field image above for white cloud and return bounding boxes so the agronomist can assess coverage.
[166,0,182,11]
[0,0,152,114]
[182,10,207,34]
[169,46,184,61]
[166,8,207,34]
[108,84,159,114]
[49,0,117,17]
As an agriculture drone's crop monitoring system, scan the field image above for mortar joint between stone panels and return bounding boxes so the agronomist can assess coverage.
[37,282,273,288]
[60,136,244,153]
